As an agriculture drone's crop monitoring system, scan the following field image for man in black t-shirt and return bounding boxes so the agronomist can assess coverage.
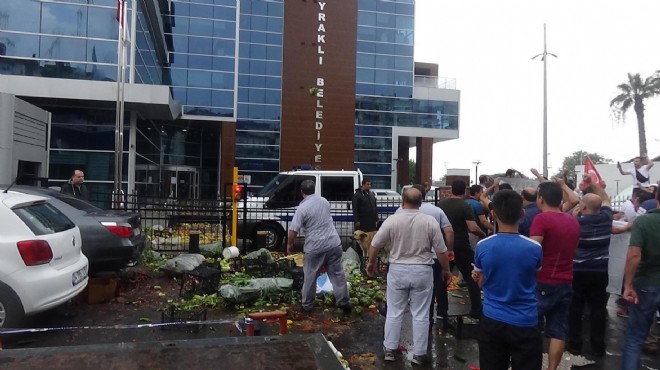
[438,180,486,325]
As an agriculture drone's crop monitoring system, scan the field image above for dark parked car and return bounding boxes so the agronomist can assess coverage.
[3,186,145,273]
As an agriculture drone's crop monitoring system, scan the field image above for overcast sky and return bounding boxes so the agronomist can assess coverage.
[413,0,660,181]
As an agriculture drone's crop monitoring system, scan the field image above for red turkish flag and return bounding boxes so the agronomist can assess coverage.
[116,0,124,27]
[581,157,603,189]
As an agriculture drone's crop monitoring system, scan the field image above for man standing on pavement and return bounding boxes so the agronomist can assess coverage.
[472,189,543,370]
[60,169,90,200]
[529,180,581,370]
[287,180,351,314]
[567,181,613,357]
[439,180,487,321]
[394,184,454,329]
[467,185,494,243]
[352,178,378,250]
[617,154,654,197]
[367,187,451,365]
[621,189,660,370]
[519,187,540,237]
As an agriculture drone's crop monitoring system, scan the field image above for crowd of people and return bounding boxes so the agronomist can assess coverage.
[286,157,660,369]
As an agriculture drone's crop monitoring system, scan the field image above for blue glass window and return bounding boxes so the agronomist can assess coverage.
[189,18,214,36]
[87,6,118,39]
[189,3,215,18]
[397,15,414,30]
[213,38,235,56]
[236,131,280,145]
[355,149,392,163]
[41,3,88,37]
[212,90,234,108]
[236,120,280,132]
[357,12,377,26]
[169,15,189,34]
[188,36,213,55]
[358,0,377,12]
[267,3,284,17]
[187,88,212,107]
[375,55,395,69]
[40,36,86,62]
[357,53,375,68]
[235,158,279,171]
[236,145,280,160]
[396,3,415,16]
[267,17,283,33]
[357,68,375,83]
[1,0,40,33]
[376,13,396,28]
[0,32,40,58]
[187,70,213,88]
[377,1,396,13]
[212,71,234,89]
[214,5,238,21]
[355,125,391,137]
[214,20,236,38]
[188,54,213,69]
[87,40,117,64]
[213,56,235,71]
[264,90,281,104]
[355,136,392,150]
[355,163,391,175]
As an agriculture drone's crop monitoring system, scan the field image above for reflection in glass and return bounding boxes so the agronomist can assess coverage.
[41,3,88,37]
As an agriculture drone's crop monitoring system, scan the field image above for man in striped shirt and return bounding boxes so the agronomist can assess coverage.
[567,181,613,357]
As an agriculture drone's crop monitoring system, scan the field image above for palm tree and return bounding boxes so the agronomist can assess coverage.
[610,72,660,156]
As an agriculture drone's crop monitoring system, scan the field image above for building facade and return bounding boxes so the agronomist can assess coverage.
[0,0,459,200]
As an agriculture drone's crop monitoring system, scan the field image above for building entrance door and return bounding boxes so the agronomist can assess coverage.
[162,166,199,199]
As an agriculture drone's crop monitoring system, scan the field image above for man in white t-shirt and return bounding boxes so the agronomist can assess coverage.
[618,155,654,196]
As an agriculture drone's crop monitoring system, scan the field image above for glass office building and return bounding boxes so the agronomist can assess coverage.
[0,0,459,198]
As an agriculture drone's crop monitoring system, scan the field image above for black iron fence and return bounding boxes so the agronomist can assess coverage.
[87,191,436,254]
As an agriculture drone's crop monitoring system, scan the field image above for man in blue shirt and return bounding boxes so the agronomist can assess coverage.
[472,190,543,370]
[519,187,540,237]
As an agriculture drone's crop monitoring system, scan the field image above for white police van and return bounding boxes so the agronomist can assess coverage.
[239,169,399,251]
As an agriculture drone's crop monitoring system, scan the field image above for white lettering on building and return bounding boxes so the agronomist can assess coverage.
[315,0,326,166]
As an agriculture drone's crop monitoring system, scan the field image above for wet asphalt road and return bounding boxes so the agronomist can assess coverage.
[0,289,657,369]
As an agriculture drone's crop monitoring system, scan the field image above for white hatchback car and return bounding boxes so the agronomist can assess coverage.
[0,191,89,328]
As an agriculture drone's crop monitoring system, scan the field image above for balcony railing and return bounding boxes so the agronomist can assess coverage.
[414,75,457,89]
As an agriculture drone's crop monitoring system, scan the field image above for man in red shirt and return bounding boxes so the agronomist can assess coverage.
[530,180,580,370]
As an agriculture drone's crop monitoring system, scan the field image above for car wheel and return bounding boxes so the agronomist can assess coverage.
[253,223,284,252]
[0,285,25,328]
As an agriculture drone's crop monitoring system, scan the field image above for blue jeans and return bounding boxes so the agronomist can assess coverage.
[621,283,660,370]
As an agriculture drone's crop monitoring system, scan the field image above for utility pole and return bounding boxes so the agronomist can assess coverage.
[472,160,481,185]
[532,24,557,180]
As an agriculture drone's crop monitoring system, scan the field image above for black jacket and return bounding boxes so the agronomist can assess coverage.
[61,181,90,201]
[352,189,378,232]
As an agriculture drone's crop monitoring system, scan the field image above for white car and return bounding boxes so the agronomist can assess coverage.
[0,191,89,328]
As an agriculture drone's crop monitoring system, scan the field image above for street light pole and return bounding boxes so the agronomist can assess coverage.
[472,160,481,184]
[532,24,557,180]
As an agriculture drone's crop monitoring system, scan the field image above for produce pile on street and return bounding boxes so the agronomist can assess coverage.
[141,245,389,321]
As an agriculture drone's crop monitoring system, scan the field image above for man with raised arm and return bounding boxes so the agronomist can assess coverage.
[618,154,654,197]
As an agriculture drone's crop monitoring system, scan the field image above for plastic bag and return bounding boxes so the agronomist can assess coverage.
[219,278,293,303]
[160,253,205,273]
[316,273,350,295]
[341,248,361,278]
[245,248,274,264]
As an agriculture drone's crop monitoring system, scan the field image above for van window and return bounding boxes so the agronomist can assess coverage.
[321,176,355,201]
[13,202,76,236]
[265,175,315,209]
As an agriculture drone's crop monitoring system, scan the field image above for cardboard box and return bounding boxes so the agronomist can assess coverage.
[86,277,118,304]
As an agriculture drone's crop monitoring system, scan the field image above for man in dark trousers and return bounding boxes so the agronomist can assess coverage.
[438,180,486,324]
[472,189,543,370]
[60,169,90,200]
[352,178,378,249]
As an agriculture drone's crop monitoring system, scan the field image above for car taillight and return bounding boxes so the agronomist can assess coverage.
[17,240,53,266]
[101,222,133,238]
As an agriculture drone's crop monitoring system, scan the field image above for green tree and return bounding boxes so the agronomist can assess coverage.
[408,159,416,184]
[610,72,660,156]
[560,151,612,180]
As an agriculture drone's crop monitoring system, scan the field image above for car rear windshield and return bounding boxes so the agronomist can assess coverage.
[54,194,102,211]
[13,202,76,235]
